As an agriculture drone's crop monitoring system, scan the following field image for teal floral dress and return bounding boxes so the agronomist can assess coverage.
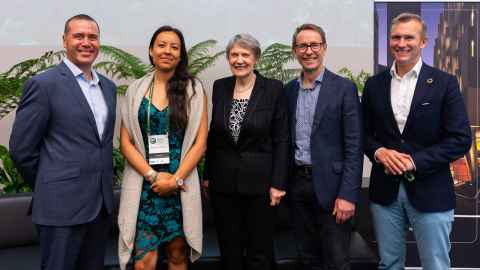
[134,97,184,260]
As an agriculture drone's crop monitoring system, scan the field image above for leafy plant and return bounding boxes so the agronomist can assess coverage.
[95,46,153,94]
[0,145,31,194]
[187,40,225,77]
[256,43,300,83]
[113,146,125,186]
[0,50,65,105]
[338,67,370,94]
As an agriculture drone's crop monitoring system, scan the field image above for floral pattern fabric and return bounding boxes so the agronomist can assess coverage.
[134,97,185,260]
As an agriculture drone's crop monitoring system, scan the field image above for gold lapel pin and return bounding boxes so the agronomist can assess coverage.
[426,78,433,84]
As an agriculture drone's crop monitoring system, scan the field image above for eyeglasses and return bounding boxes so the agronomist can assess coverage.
[295,42,324,53]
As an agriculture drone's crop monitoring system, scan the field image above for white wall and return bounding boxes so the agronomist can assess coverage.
[0,0,375,177]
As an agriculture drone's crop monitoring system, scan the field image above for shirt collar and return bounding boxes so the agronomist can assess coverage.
[390,57,422,80]
[298,68,325,91]
[63,58,99,84]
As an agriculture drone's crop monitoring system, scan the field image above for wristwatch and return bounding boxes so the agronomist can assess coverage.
[175,177,184,188]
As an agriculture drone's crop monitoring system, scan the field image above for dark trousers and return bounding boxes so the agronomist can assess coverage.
[289,170,352,270]
[211,191,274,270]
[37,206,111,270]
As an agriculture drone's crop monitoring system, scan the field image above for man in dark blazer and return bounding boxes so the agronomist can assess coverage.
[285,23,363,270]
[362,13,471,270]
[9,14,116,270]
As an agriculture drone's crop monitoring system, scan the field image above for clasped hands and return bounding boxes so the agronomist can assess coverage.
[375,147,415,176]
[148,172,185,196]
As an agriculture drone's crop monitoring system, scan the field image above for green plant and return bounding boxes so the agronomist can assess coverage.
[113,146,125,186]
[187,40,225,77]
[337,67,370,94]
[256,43,300,83]
[0,145,31,194]
[95,46,153,94]
[0,50,65,104]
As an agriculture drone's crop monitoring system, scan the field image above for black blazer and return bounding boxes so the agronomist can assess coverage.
[362,63,472,212]
[285,69,363,210]
[204,71,289,195]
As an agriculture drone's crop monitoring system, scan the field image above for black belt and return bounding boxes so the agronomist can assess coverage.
[295,165,312,176]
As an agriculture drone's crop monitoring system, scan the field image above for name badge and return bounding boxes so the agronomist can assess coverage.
[148,134,170,165]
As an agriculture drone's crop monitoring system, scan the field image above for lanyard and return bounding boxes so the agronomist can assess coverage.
[146,77,169,136]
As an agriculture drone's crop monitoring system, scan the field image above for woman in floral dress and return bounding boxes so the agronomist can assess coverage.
[118,25,208,270]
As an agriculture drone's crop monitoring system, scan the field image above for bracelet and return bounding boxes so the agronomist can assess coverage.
[144,169,155,179]
[151,171,159,183]
[144,169,158,183]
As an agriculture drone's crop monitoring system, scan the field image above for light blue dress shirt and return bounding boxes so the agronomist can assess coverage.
[295,70,324,165]
[63,58,108,139]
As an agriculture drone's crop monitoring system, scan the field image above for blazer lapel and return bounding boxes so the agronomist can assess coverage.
[288,80,300,145]
[237,73,265,144]
[239,72,265,130]
[222,76,236,146]
[403,64,433,134]
[383,72,402,136]
[311,69,332,134]
[99,76,115,142]
[58,62,101,142]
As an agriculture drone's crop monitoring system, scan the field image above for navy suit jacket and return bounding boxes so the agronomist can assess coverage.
[9,62,117,226]
[362,63,471,212]
[285,69,363,211]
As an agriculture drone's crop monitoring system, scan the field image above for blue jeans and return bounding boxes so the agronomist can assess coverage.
[370,182,453,270]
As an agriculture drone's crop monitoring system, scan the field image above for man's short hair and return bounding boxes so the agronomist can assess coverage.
[292,23,327,48]
[391,13,427,39]
[64,14,100,34]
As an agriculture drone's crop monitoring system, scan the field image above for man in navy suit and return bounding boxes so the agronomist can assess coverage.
[285,23,363,270]
[9,14,117,270]
[362,13,471,270]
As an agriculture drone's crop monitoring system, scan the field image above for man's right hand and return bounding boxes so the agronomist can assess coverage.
[375,147,413,175]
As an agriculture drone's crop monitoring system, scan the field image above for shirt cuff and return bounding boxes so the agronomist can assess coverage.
[373,147,384,163]
[407,156,416,171]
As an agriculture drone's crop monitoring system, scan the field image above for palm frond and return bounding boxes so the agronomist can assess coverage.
[338,67,370,94]
[97,45,150,80]
[188,40,219,61]
[188,50,225,77]
[4,50,65,80]
[257,43,299,83]
[116,85,129,95]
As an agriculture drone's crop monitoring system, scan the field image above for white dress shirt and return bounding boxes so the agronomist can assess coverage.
[63,58,108,139]
[374,58,422,168]
[390,58,423,133]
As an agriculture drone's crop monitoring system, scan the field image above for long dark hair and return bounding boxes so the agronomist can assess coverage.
[148,25,195,132]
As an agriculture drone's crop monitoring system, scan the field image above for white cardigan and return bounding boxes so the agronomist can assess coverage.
[117,72,203,269]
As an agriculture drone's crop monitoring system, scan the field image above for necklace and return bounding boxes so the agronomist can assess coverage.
[234,77,255,93]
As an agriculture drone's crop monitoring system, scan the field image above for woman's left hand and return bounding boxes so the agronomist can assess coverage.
[151,174,177,196]
[269,187,286,206]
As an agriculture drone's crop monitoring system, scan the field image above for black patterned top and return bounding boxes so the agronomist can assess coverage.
[228,98,249,143]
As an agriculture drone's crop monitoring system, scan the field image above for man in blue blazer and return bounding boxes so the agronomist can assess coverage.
[285,23,363,270]
[362,13,471,270]
[9,14,116,270]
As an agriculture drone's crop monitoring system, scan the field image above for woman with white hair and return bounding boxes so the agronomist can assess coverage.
[203,34,289,270]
